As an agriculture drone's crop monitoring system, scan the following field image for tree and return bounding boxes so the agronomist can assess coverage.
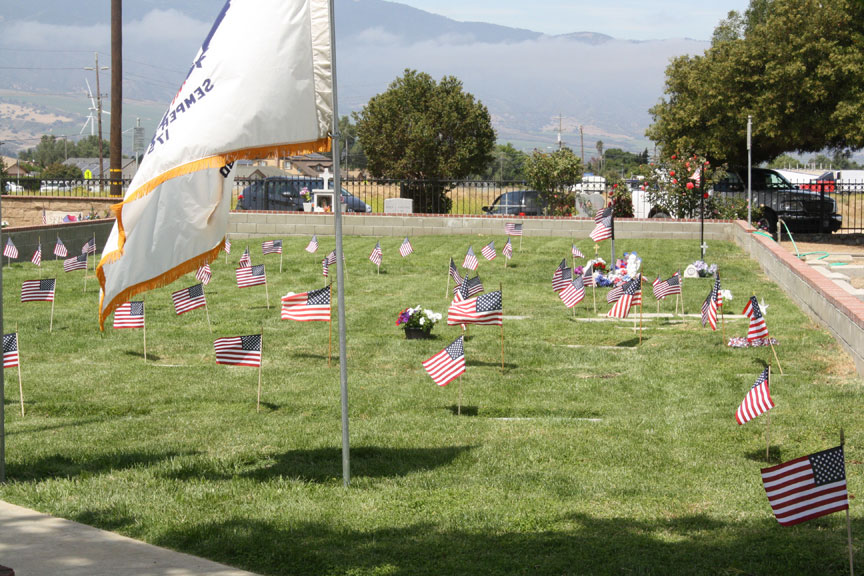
[636,152,725,219]
[42,162,83,180]
[72,135,110,159]
[647,0,864,166]
[19,135,67,167]
[478,143,529,180]
[355,69,496,212]
[525,147,583,216]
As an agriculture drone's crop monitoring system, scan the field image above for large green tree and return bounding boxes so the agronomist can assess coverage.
[478,143,529,181]
[355,69,495,212]
[647,0,864,166]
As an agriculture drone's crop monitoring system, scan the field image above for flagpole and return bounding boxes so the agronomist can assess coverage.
[0,191,5,482]
[49,292,55,333]
[457,376,462,416]
[639,276,644,345]
[257,328,263,413]
[264,274,270,309]
[843,428,855,576]
[280,251,283,274]
[765,364,771,461]
[16,327,23,417]
[204,288,212,334]
[329,283,333,368]
[445,262,450,298]
[143,297,147,363]
[500,283,505,372]
[330,0,352,487]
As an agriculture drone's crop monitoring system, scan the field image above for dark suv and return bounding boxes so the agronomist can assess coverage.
[481,190,542,215]
[236,176,371,212]
[712,168,841,233]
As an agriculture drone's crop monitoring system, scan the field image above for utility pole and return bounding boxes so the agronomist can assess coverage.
[110,0,122,197]
[579,125,584,165]
[84,53,109,192]
[557,115,563,150]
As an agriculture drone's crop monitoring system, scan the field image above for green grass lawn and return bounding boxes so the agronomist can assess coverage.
[1,235,862,575]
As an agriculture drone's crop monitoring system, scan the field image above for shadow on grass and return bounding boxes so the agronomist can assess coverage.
[125,350,160,361]
[149,512,857,576]
[257,401,281,412]
[465,360,517,370]
[744,445,784,464]
[8,450,194,483]
[446,405,478,417]
[292,352,334,361]
[615,337,644,348]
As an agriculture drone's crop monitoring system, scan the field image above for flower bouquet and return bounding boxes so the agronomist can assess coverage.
[396,306,442,339]
[691,260,718,278]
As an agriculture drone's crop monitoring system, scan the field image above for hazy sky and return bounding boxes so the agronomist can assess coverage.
[393,0,752,40]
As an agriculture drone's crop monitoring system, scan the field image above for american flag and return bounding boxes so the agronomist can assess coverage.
[3,238,18,259]
[281,286,331,322]
[82,237,96,255]
[607,283,624,303]
[503,237,513,260]
[42,209,47,225]
[214,334,262,367]
[262,239,282,255]
[447,290,503,326]
[653,275,682,300]
[196,263,212,285]
[236,264,266,288]
[238,247,251,268]
[552,259,572,292]
[504,222,523,236]
[453,274,484,298]
[305,235,319,253]
[607,277,641,319]
[322,257,329,277]
[369,241,383,266]
[224,236,231,254]
[462,246,479,271]
[3,333,19,368]
[54,237,68,258]
[21,278,56,302]
[560,276,586,308]
[422,336,465,387]
[714,274,724,308]
[172,283,207,314]
[701,281,719,330]
[589,206,613,242]
[114,301,145,329]
[736,367,774,425]
[63,254,88,272]
[572,245,584,259]
[742,296,769,341]
[31,242,41,267]
[449,258,460,282]
[582,270,595,287]
[452,272,469,302]
[326,250,338,265]
[481,241,496,261]
[761,445,848,526]
[399,237,414,257]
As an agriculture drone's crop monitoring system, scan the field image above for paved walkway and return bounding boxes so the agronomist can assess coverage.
[0,501,259,576]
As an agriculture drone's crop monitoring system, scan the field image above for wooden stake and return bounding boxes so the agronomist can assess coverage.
[518,234,522,252]
[766,365,772,461]
[264,277,270,309]
[16,327,24,417]
[49,294,55,332]
[592,283,597,315]
[457,377,462,416]
[257,329,263,413]
[841,428,855,576]
[445,262,451,298]
[770,340,783,375]
[204,290,212,334]
[329,284,333,367]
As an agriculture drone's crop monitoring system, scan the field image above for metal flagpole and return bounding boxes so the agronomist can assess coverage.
[143,296,147,362]
[1,191,5,483]
[329,0,351,488]
[16,327,23,417]
[257,328,263,413]
[765,365,772,461]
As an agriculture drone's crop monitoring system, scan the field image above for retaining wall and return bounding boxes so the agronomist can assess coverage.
[1,219,115,260]
[1,196,117,227]
[729,220,864,376]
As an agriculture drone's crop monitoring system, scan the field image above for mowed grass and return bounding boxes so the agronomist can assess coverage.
[1,235,863,575]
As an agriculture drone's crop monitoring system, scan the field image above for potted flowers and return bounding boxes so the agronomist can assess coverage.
[301,187,314,212]
[396,306,442,339]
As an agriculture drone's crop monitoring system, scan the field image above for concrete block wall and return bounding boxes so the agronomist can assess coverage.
[1,219,116,261]
[1,196,117,227]
[228,211,733,241]
[729,220,864,377]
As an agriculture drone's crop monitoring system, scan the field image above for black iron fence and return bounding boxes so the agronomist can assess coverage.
[4,175,864,233]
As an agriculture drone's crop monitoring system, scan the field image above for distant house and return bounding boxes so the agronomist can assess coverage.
[64,157,137,180]
[284,153,332,178]
[1,156,29,177]
[233,162,291,180]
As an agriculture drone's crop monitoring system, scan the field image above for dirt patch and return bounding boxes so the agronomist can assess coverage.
[776,238,864,258]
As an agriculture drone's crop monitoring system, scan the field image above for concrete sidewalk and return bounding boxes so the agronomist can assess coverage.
[0,500,260,576]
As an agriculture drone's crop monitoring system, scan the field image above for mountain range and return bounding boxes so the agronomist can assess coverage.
[0,0,708,156]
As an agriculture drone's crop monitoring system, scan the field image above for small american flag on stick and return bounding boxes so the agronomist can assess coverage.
[3,333,19,368]
[224,236,232,254]
[504,222,522,236]
[481,241,496,261]
[761,445,848,526]
[236,264,266,288]
[449,258,460,282]
[238,247,251,268]
[399,237,414,257]
[21,279,55,302]
[701,281,719,330]
[31,243,41,267]
[422,336,465,387]
[262,239,282,255]
[281,286,331,322]
[607,277,641,319]
[54,237,68,258]
[114,301,145,329]
[4,238,18,259]
[172,284,207,315]
[63,254,88,272]
[214,334,262,367]
[196,263,212,285]
[653,275,682,300]
[369,241,382,266]
[447,291,503,326]
[572,245,584,259]
[503,237,513,260]
[462,246,478,271]
[589,206,613,242]
[552,259,571,292]
[742,296,769,341]
[560,276,586,308]
[305,235,319,253]
[82,237,96,255]
[735,367,774,425]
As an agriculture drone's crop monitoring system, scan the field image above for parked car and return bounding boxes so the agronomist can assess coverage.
[798,170,864,194]
[712,168,841,233]
[481,190,542,215]
[235,176,371,212]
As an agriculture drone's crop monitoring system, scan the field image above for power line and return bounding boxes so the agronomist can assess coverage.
[0,66,87,71]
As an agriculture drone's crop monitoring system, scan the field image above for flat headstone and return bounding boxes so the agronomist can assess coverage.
[683,264,700,278]
[573,193,605,218]
[384,198,413,214]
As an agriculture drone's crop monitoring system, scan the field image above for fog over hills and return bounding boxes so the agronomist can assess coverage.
[0,0,707,155]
